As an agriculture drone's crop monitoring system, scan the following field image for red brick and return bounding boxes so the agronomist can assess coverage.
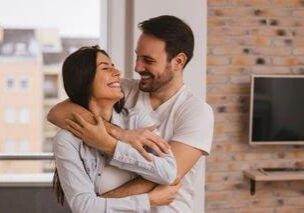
[293,9,304,17]
[208,0,229,7]
[208,56,230,65]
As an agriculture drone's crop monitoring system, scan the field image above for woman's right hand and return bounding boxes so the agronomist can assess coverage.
[148,182,181,207]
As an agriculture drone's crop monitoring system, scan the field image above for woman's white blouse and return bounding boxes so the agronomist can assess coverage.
[53,109,177,213]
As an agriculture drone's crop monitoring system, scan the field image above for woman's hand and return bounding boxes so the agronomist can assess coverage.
[118,127,171,161]
[65,113,117,155]
[148,181,181,207]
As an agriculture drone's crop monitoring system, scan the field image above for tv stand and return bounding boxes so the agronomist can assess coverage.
[243,168,304,195]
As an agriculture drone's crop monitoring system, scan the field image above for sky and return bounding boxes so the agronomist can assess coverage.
[0,0,101,37]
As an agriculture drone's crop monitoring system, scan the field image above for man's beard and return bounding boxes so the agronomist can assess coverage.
[139,68,174,92]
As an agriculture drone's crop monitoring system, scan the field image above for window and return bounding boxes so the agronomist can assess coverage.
[5,76,14,90]
[3,139,16,153]
[19,108,30,124]
[4,107,16,124]
[20,75,29,90]
[19,140,30,153]
[0,0,102,177]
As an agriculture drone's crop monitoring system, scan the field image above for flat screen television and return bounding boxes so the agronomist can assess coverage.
[249,75,304,145]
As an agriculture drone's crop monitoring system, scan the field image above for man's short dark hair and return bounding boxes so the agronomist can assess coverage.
[138,15,194,68]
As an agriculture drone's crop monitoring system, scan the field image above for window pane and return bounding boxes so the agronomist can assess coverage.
[5,76,14,90]
[20,75,29,90]
[4,108,16,124]
[0,0,103,175]
[19,108,30,124]
[4,139,16,153]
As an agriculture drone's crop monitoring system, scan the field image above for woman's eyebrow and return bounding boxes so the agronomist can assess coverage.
[97,62,110,67]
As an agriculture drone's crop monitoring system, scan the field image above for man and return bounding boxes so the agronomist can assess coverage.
[48,15,213,212]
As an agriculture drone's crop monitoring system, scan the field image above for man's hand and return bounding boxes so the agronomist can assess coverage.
[118,126,171,161]
[65,113,117,155]
[148,181,181,207]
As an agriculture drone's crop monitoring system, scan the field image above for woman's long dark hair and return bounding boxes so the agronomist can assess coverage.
[53,46,125,205]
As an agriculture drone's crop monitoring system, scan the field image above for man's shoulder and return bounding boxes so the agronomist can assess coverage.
[177,88,212,114]
[171,90,213,119]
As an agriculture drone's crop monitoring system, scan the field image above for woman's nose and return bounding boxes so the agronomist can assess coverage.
[111,67,121,77]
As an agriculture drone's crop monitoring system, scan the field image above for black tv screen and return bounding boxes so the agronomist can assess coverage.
[250,75,304,145]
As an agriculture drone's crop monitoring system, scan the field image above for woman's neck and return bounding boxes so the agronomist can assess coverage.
[88,99,115,122]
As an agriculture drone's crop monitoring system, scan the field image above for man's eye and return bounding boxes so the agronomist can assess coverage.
[144,59,154,64]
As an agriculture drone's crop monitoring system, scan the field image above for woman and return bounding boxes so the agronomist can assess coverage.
[53,46,179,213]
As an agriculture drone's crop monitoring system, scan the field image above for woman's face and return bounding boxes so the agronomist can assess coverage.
[91,52,124,101]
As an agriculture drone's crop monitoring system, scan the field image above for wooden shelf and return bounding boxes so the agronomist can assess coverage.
[243,169,304,195]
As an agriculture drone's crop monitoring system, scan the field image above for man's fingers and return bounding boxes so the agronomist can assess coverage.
[149,133,170,153]
[65,119,84,134]
[145,140,165,157]
[72,113,87,128]
[136,145,153,161]
[93,115,102,125]
[66,125,82,138]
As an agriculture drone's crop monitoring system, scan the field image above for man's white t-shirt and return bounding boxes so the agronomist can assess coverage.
[122,79,214,213]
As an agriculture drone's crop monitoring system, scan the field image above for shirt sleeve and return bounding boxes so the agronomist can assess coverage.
[109,141,177,185]
[171,102,214,154]
[53,130,151,213]
[109,110,177,185]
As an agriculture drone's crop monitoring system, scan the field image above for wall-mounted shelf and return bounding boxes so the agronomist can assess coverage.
[243,168,304,195]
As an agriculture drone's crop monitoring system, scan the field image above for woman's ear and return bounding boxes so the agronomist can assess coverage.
[172,53,188,71]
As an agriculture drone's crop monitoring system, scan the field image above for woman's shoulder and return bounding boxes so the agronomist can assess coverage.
[54,129,82,149]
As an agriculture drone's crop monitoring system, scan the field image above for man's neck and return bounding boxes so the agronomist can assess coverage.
[149,79,183,110]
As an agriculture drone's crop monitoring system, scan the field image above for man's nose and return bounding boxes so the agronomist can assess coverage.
[135,60,145,73]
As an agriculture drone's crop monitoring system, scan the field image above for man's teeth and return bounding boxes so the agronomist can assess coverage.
[141,75,151,79]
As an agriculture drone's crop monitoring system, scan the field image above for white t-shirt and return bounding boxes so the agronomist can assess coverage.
[122,79,214,213]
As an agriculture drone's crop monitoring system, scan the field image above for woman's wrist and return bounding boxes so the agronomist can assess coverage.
[98,135,118,156]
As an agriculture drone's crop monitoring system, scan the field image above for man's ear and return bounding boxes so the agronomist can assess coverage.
[172,53,188,71]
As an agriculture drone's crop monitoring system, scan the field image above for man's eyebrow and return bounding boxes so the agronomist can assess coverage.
[135,51,156,61]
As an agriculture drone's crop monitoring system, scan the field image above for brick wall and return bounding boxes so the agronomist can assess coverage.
[206,1,304,212]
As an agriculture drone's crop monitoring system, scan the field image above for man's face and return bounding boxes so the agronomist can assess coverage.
[135,33,174,93]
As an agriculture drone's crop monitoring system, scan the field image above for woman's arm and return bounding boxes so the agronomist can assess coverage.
[53,130,150,213]
[65,114,177,185]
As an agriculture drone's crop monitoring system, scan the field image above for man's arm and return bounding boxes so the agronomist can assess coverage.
[48,101,169,159]
[47,100,95,129]
[103,141,206,198]
[103,102,214,198]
